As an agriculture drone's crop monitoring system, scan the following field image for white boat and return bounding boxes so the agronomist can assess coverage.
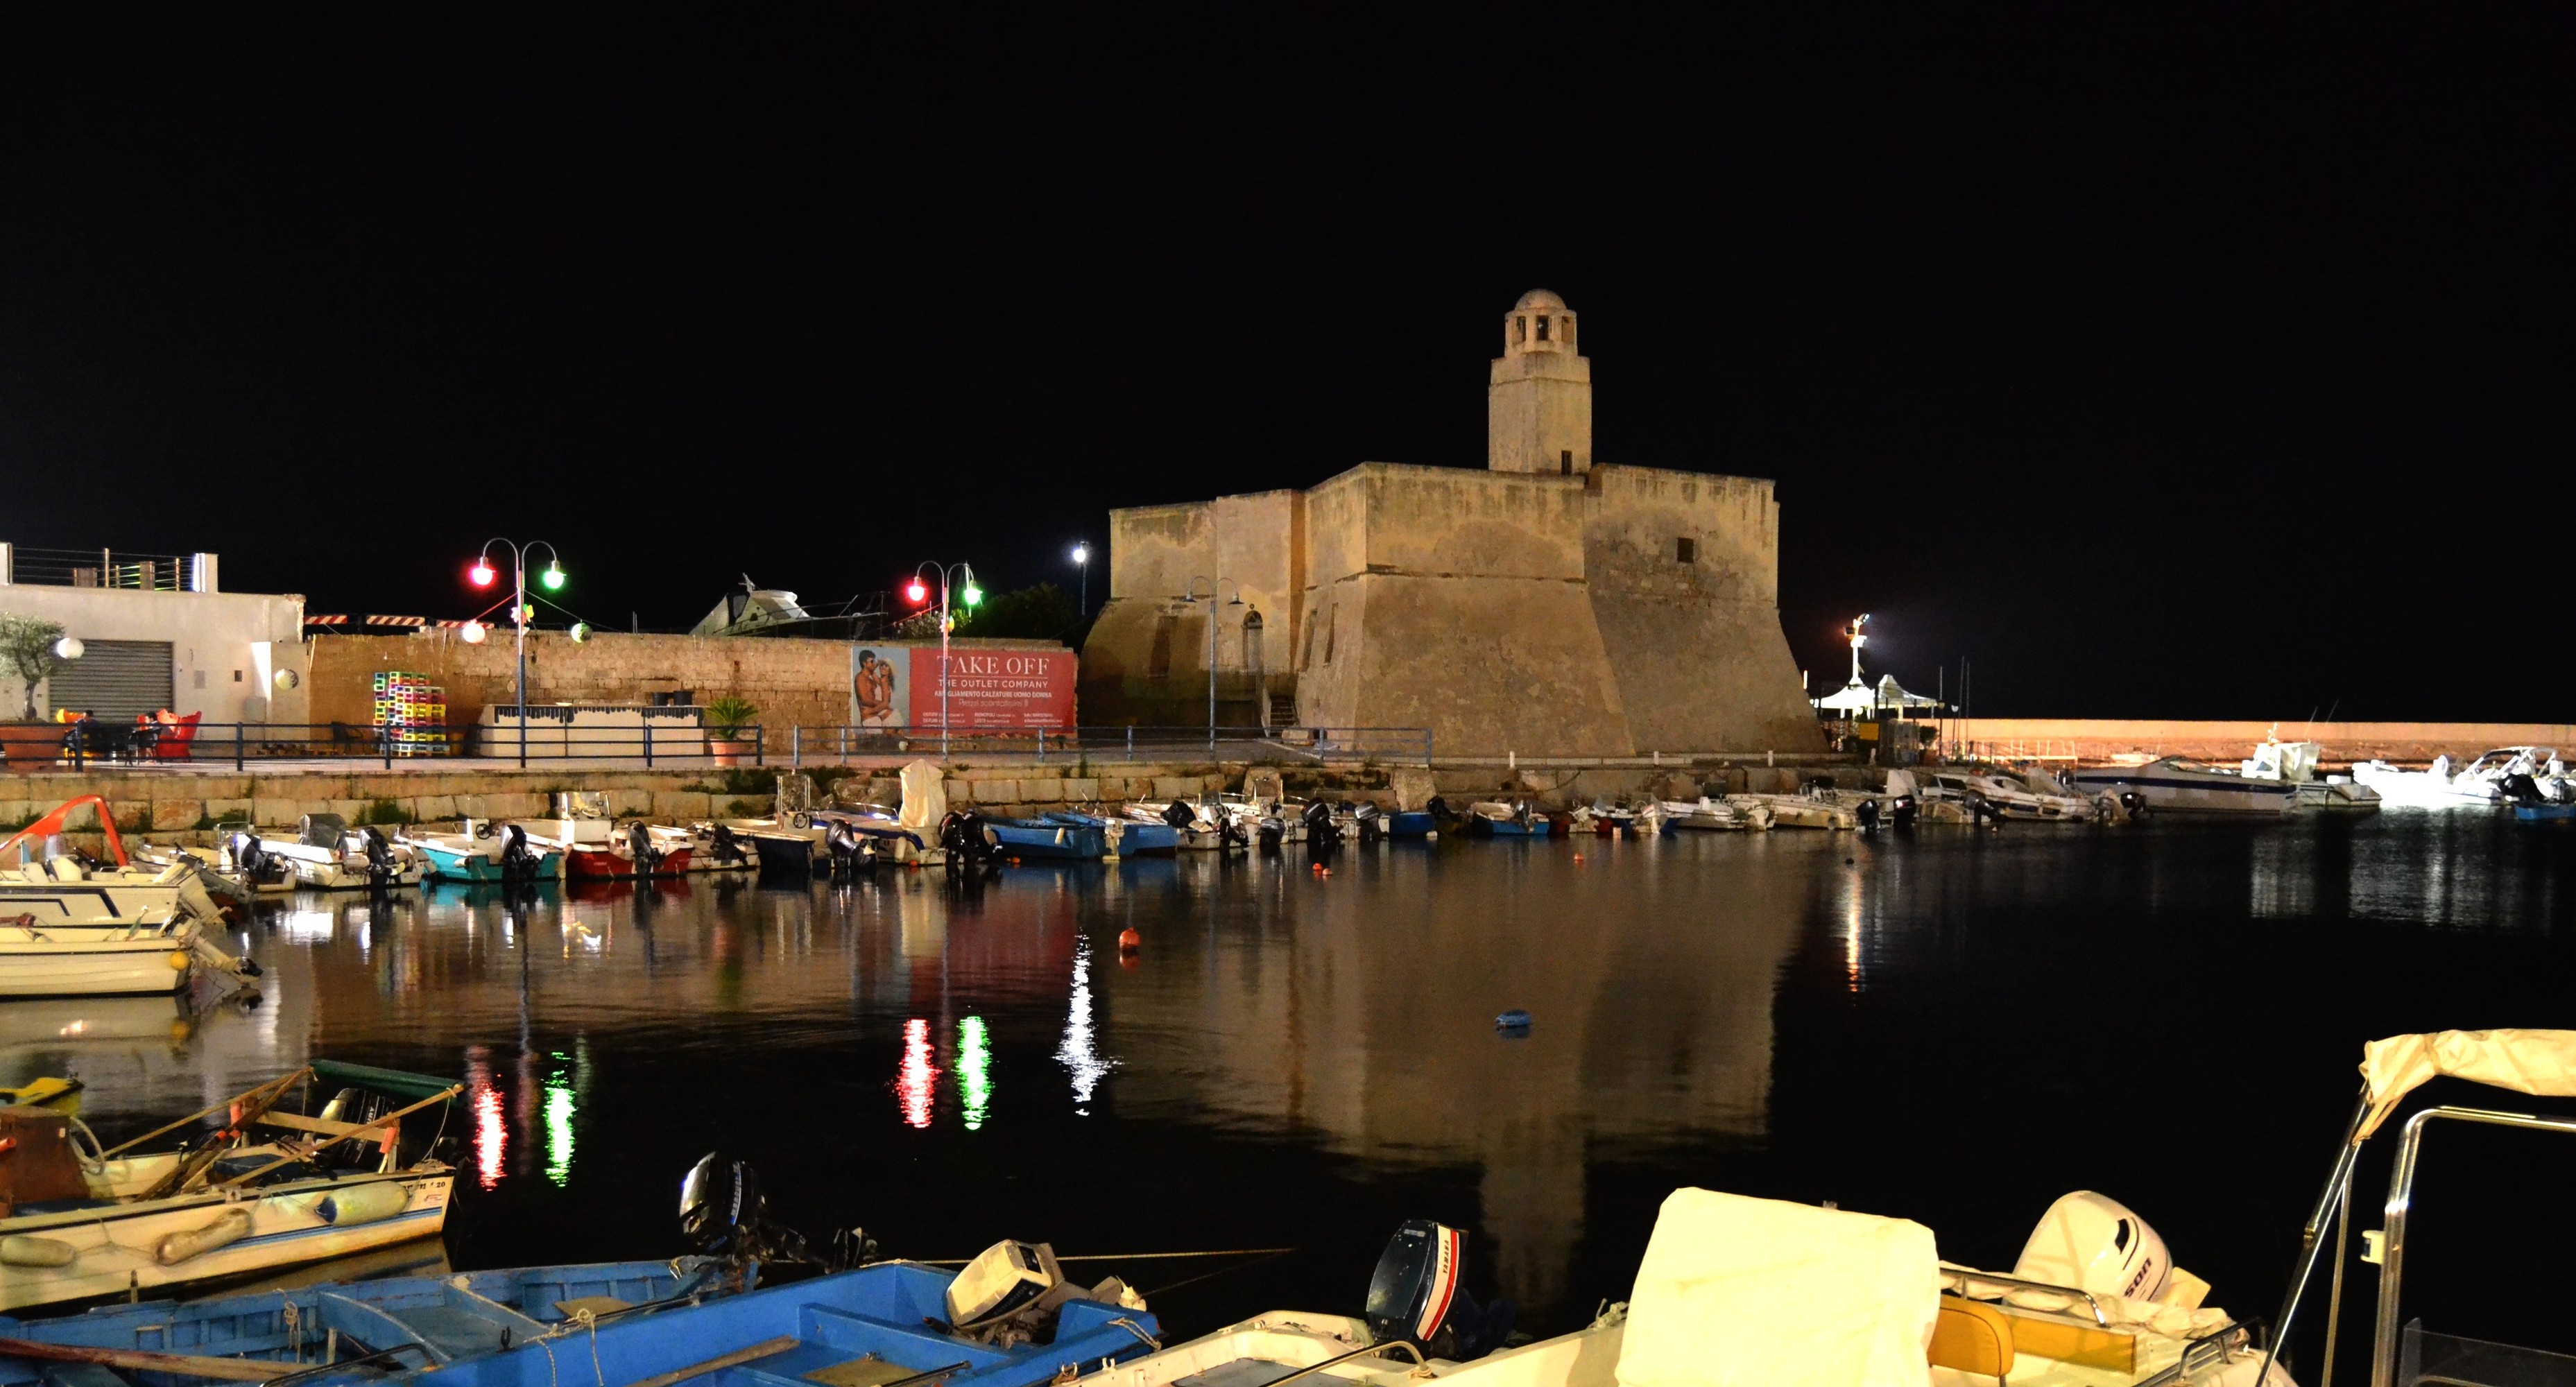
[1739,792,1859,830]
[0,919,256,998]
[1124,801,1238,850]
[1656,797,1772,832]
[2449,745,2568,802]
[2350,755,2501,809]
[2235,736,2380,811]
[255,815,427,890]
[1088,1187,2277,1387]
[2070,757,2298,816]
[1923,771,2099,820]
[0,1062,458,1311]
[0,798,237,929]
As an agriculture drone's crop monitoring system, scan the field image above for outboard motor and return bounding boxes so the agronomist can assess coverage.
[1855,798,1881,832]
[624,821,662,875]
[1256,817,1285,854]
[2500,772,2546,807]
[1355,803,1384,846]
[678,1151,852,1268]
[707,822,748,868]
[1889,795,1918,829]
[940,811,999,872]
[2010,1191,2172,1307]
[499,822,540,880]
[1159,800,1195,830]
[230,832,289,888]
[1364,1219,1515,1362]
[1217,815,1248,852]
[360,827,397,890]
[1303,799,1341,852]
[825,820,870,877]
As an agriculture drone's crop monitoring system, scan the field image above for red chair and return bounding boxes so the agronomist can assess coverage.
[147,709,203,760]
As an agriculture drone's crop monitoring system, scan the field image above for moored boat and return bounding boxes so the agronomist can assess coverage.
[2349,755,2500,809]
[255,816,428,891]
[2070,756,2297,816]
[984,816,1109,861]
[1,798,234,929]
[1044,811,1178,858]
[561,822,693,880]
[1656,797,1771,832]
[0,1061,459,1312]
[403,822,560,884]
[1466,802,1551,837]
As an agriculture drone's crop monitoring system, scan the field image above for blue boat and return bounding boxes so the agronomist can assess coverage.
[1466,803,1551,837]
[1042,812,1178,857]
[982,817,1109,861]
[0,1258,742,1387]
[406,1262,1161,1387]
[1388,811,1435,838]
[406,827,562,883]
[2514,802,2576,822]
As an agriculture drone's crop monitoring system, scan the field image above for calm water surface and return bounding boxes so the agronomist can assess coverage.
[16,816,2576,1342]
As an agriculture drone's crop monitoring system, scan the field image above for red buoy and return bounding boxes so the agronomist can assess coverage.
[1118,927,1142,952]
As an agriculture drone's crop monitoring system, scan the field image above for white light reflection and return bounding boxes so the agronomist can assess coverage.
[1054,933,1117,1114]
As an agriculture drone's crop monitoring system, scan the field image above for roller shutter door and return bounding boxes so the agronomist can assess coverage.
[48,640,175,719]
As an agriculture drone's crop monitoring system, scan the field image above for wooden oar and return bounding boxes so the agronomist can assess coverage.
[0,1336,282,1382]
[624,1336,802,1387]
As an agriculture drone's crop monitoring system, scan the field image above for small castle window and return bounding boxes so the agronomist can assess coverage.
[1563,320,1573,347]
[1535,317,1550,341]
[1513,316,1526,343]
[1561,450,1573,475]
[1676,537,1697,564]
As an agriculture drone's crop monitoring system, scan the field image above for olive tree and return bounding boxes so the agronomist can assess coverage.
[0,614,66,721]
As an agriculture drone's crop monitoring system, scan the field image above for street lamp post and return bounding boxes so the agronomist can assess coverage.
[1179,577,1244,752]
[1070,542,1091,620]
[906,562,982,759]
[469,539,565,769]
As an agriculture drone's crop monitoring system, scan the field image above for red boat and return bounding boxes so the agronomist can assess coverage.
[563,844,693,880]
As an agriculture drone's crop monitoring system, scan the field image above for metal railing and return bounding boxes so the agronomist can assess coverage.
[0,721,766,771]
[784,724,1434,767]
[0,545,213,592]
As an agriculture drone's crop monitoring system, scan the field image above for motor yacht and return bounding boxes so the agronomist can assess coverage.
[2070,757,2297,816]
[2349,754,2502,809]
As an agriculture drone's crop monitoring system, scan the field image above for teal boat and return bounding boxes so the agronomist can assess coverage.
[403,825,560,882]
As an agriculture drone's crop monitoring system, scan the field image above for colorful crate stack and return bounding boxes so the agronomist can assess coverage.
[374,671,450,757]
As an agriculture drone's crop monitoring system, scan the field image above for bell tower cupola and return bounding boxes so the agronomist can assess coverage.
[1487,288,1594,474]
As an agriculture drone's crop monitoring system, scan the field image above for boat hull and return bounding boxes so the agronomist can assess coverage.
[565,847,694,880]
[415,841,563,883]
[0,1169,452,1312]
[0,934,191,997]
[987,820,1108,861]
[2072,766,2296,815]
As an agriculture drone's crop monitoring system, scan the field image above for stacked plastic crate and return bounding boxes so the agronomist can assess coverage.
[374,671,449,757]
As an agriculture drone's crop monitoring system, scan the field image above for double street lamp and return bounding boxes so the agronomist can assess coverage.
[468,538,565,768]
[1180,576,1244,751]
[905,562,982,758]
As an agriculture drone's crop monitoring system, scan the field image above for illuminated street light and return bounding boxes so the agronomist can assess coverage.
[1070,542,1090,619]
[911,560,979,759]
[470,538,564,768]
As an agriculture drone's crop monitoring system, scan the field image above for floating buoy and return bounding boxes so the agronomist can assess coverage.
[1117,927,1142,952]
[1495,1008,1534,1033]
[1572,854,1584,863]
[167,951,193,972]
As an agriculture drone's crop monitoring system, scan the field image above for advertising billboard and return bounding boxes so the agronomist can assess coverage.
[852,644,1074,730]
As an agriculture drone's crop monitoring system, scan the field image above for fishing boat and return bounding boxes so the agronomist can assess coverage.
[252,816,428,891]
[0,919,255,999]
[560,823,693,880]
[1466,802,1551,837]
[0,1257,753,1387]
[1124,802,1237,851]
[0,1062,458,1312]
[1656,797,1771,832]
[1,799,234,930]
[1923,771,2098,820]
[402,822,561,884]
[983,816,1108,862]
[1388,810,1436,838]
[2069,757,2296,816]
[1042,812,1178,858]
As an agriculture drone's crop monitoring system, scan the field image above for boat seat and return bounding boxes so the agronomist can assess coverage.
[1929,1297,2013,1385]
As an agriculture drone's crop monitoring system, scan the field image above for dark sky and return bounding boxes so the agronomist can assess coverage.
[3,10,2566,718]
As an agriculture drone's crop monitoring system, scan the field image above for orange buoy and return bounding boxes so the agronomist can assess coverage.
[1572,854,1585,862]
[1117,927,1142,952]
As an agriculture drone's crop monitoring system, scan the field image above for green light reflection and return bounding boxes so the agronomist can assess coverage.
[544,1052,576,1187]
[959,1017,993,1132]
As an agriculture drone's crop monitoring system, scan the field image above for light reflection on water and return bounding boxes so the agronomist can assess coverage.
[0,814,2569,1336]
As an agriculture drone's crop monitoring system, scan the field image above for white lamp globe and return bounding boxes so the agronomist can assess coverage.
[460,620,488,645]
[52,637,83,660]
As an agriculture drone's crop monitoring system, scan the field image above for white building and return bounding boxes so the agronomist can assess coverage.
[0,544,310,724]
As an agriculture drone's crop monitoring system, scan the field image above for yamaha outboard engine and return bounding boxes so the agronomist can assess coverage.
[1855,798,1881,832]
[1363,1220,1515,1362]
[939,811,999,875]
[1355,803,1384,846]
[499,823,540,881]
[1303,799,1341,852]
[360,827,397,890]
[1889,795,1917,829]
[678,1151,856,1269]
[1257,816,1285,854]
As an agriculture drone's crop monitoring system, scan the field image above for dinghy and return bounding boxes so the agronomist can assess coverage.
[0,798,234,930]
[1466,802,1551,837]
[253,816,428,891]
[404,822,561,884]
[1656,797,1771,832]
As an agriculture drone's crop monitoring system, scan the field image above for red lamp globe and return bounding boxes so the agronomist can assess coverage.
[904,579,929,605]
[468,561,497,587]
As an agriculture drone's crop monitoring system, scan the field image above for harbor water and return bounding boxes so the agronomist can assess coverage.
[16,816,2576,1343]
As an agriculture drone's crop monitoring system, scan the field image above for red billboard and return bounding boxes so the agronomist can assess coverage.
[911,647,1076,730]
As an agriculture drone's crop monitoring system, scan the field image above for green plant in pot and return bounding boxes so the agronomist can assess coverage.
[705,695,759,766]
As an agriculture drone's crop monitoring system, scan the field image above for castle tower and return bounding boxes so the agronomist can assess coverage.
[1487,288,1593,474]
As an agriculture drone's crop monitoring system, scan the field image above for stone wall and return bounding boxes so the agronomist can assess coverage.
[309,631,1069,750]
[1950,718,2576,767]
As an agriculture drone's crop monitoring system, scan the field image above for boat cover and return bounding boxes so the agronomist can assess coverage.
[2359,1029,2576,1139]
[1615,1188,1939,1387]
[311,1059,460,1105]
[900,759,946,832]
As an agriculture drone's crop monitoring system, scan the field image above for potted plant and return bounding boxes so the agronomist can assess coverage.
[0,614,69,766]
[704,695,759,766]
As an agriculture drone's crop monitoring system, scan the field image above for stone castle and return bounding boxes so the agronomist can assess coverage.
[1078,291,1820,756]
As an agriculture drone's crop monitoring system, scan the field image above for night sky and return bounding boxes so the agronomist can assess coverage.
[3,11,2565,718]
